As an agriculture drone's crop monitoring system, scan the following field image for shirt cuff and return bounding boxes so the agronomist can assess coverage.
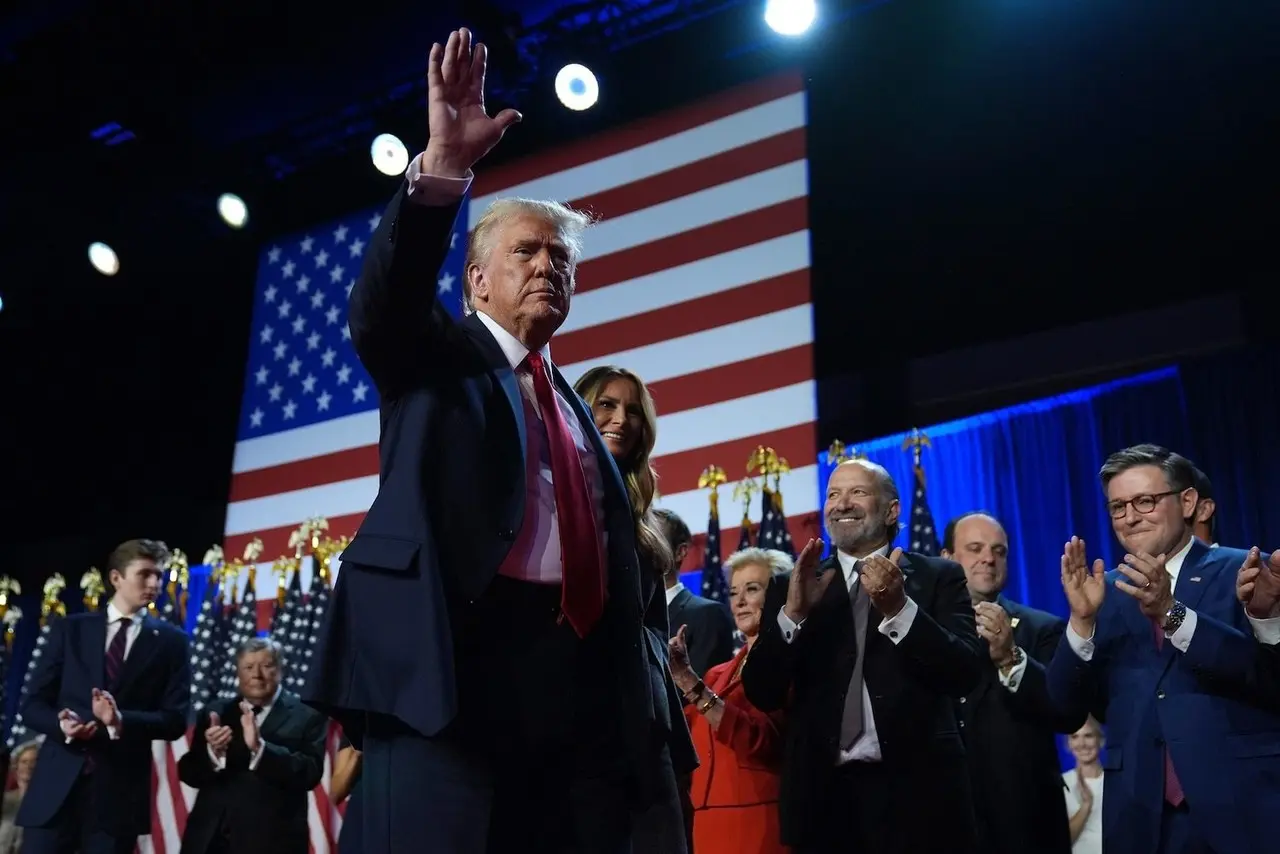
[405,153,473,205]
[777,609,803,644]
[248,741,266,771]
[207,745,227,771]
[1066,622,1096,662]
[1247,613,1280,646]
[998,648,1029,692]
[107,721,122,740]
[1167,608,1199,652]
[877,597,918,643]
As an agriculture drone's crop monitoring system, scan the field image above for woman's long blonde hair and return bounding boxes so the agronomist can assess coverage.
[574,365,673,578]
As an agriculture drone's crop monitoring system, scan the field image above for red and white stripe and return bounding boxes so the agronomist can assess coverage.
[223,71,819,585]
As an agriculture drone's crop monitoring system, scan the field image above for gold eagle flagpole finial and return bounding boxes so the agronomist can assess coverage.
[41,573,68,627]
[80,567,105,612]
[2,605,22,653]
[0,575,20,623]
[699,465,728,517]
[902,427,933,485]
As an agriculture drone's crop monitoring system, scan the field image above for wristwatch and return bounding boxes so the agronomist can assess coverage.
[1161,601,1187,635]
[1000,645,1024,674]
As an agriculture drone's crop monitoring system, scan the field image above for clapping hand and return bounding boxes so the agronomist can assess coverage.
[1114,551,1173,620]
[205,712,233,758]
[1061,537,1106,634]
[783,538,835,625]
[668,625,700,695]
[422,28,522,178]
[240,700,261,753]
[974,601,1015,667]
[58,708,98,741]
[1237,547,1280,619]
[860,548,907,618]
[91,687,119,728]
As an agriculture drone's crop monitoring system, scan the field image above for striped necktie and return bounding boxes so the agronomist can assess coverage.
[105,616,130,691]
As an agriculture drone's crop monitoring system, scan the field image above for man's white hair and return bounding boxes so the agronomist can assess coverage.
[724,547,794,580]
[462,197,595,315]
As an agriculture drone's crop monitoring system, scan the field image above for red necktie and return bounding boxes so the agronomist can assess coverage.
[105,616,129,690]
[524,352,605,637]
[1152,622,1186,807]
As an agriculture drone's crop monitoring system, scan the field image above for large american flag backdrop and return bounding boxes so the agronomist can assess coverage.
[142,70,818,852]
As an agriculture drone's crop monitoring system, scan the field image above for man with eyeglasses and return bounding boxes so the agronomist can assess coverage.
[1048,444,1280,854]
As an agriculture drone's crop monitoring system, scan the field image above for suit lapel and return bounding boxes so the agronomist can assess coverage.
[460,312,527,469]
[83,612,107,690]
[1174,539,1217,611]
[115,616,163,695]
[260,692,294,740]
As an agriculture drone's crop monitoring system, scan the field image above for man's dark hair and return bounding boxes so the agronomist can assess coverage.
[1191,465,1217,539]
[1098,444,1198,495]
[941,511,1005,553]
[107,539,169,576]
[652,508,691,554]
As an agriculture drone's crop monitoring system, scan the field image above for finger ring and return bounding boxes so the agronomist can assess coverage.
[876,585,887,594]
[1144,580,1151,589]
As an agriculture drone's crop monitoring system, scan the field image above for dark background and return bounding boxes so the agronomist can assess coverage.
[1,0,1275,585]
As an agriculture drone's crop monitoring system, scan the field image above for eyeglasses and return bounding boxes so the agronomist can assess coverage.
[1106,491,1179,519]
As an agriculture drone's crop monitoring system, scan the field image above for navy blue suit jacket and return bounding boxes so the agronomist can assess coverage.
[1046,540,1280,854]
[303,186,689,796]
[17,611,191,836]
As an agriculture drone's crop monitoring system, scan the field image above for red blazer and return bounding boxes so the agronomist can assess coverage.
[685,644,789,854]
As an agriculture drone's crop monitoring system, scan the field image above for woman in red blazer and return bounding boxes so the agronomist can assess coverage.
[669,547,792,854]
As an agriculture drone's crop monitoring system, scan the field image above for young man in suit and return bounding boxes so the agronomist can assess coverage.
[741,459,985,854]
[178,637,327,854]
[1052,444,1280,854]
[18,538,191,854]
[304,28,684,854]
[655,508,735,675]
[940,512,1084,854]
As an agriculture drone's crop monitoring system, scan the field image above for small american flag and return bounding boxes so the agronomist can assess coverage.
[188,578,227,717]
[758,487,796,559]
[907,465,940,556]
[5,612,64,748]
[272,571,307,692]
[216,577,258,702]
[700,492,728,602]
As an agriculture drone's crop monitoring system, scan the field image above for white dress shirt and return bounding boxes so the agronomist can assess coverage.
[62,602,143,743]
[665,582,686,606]
[209,684,282,772]
[776,545,918,763]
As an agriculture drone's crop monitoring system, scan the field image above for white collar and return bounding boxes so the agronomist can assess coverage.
[106,602,144,625]
[1163,536,1196,585]
[836,543,891,580]
[475,310,553,371]
[665,582,686,605]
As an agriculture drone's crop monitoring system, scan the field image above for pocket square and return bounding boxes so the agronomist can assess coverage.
[1010,617,1021,629]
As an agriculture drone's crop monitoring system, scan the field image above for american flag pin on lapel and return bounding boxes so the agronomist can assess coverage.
[1190,577,1202,582]
[1010,617,1020,628]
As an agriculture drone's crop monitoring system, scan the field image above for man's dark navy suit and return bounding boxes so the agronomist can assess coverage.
[17,611,191,854]
[1046,539,1280,854]
[303,184,691,852]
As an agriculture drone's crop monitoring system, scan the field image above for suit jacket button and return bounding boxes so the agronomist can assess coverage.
[499,529,515,540]
[959,696,967,704]
[1157,691,1166,699]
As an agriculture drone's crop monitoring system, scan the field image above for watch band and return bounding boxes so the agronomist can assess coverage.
[1161,601,1187,635]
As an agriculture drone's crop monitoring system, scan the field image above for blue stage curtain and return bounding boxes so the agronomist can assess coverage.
[816,367,1189,618]
[1178,347,1280,550]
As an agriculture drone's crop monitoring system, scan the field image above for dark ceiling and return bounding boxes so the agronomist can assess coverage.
[1,0,1277,582]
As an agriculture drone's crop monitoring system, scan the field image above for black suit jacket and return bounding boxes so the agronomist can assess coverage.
[741,552,985,848]
[667,587,735,677]
[958,596,1084,854]
[17,612,190,836]
[302,187,687,802]
[178,692,327,854]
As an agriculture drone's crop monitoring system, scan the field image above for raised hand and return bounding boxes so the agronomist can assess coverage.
[1061,537,1106,634]
[784,538,835,625]
[423,28,522,177]
[667,625,699,694]
[1237,547,1280,619]
[974,601,1015,667]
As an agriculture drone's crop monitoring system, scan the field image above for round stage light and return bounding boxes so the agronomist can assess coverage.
[555,64,599,112]
[218,193,249,229]
[371,133,409,177]
[88,242,120,276]
[764,0,818,36]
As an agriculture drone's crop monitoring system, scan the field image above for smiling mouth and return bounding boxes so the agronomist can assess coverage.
[602,431,626,442]
[830,515,861,523]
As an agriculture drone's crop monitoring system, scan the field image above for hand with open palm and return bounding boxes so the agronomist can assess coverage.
[783,538,834,625]
[422,28,522,178]
[1061,536,1107,638]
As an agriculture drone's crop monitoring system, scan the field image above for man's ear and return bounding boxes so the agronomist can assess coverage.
[466,263,486,304]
